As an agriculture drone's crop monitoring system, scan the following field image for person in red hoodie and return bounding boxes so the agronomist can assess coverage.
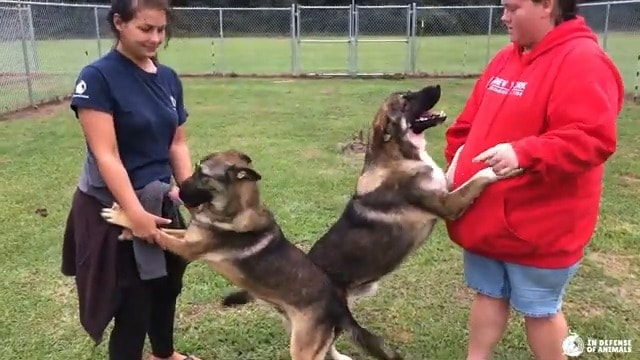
[443,0,624,359]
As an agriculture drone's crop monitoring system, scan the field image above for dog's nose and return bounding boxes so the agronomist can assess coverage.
[178,186,213,208]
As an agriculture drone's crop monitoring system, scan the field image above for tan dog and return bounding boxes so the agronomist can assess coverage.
[101,150,403,360]
[221,85,522,360]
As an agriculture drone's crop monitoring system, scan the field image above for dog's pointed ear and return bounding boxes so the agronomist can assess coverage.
[228,149,253,165]
[387,108,402,122]
[227,165,261,182]
[401,90,418,102]
[386,99,404,123]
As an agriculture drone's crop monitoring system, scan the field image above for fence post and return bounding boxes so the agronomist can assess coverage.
[634,54,639,103]
[218,8,225,75]
[355,5,360,76]
[26,5,39,71]
[295,5,300,74]
[405,4,411,74]
[18,6,35,107]
[94,6,102,57]
[603,2,611,52]
[486,6,493,66]
[348,4,356,76]
[290,3,296,76]
[410,2,417,74]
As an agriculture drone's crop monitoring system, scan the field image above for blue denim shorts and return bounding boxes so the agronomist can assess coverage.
[463,250,580,318]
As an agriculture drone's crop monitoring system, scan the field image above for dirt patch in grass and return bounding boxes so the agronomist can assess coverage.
[624,92,640,105]
[182,303,208,322]
[588,252,637,279]
[0,97,69,122]
[337,129,368,156]
[388,329,414,344]
[320,88,337,95]
[302,148,321,159]
[564,299,607,318]
[619,173,640,186]
[181,301,242,322]
[587,252,640,305]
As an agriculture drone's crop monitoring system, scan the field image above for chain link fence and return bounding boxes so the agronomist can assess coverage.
[1,0,639,116]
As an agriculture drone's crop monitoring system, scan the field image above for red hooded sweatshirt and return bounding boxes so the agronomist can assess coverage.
[443,16,624,269]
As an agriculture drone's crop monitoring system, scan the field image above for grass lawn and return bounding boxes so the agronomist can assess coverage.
[0,77,639,359]
[2,32,639,116]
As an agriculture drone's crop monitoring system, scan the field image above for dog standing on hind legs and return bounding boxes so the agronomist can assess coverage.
[101,149,403,360]
[222,84,522,360]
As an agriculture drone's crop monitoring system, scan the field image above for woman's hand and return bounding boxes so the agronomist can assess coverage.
[473,143,519,177]
[127,208,172,244]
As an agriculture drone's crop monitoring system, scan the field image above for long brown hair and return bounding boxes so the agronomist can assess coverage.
[107,0,173,63]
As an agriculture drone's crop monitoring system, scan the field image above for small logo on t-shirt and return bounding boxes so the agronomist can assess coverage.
[72,80,88,99]
[169,95,176,109]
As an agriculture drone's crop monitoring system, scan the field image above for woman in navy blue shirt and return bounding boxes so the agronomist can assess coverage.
[61,0,200,359]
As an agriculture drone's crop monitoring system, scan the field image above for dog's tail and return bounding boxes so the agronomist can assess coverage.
[337,310,403,360]
[221,289,255,307]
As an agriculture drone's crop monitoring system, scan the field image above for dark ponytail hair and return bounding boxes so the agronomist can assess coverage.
[107,0,173,63]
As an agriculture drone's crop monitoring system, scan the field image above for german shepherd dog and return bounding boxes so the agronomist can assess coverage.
[100,150,403,360]
[221,85,521,359]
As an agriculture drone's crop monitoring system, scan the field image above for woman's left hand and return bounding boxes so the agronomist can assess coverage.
[473,143,519,177]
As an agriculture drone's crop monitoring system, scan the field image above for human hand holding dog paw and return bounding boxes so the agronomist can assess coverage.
[128,208,172,244]
[473,143,520,177]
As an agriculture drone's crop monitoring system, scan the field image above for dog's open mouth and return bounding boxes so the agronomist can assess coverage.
[410,110,447,134]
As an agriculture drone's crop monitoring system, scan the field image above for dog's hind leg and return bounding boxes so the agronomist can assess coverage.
[274,308,292,337]
[289,318,334,360]
[346,281,379,308]
[349,281,379,299]
[329,341,353,360]
[221,289,255,307]
[337,306,403,360]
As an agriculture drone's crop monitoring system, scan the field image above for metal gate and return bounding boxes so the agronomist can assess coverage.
[292,4,417,76]
[353,4,415,75]
[293,5,353,76]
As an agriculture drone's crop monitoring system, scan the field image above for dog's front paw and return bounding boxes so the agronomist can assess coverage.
[471,167,499,183]
[117,229,135,241]
[497,168,525,179]
[100,202,132,229]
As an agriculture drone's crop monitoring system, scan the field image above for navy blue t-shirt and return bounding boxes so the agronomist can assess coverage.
[70,49,188,201]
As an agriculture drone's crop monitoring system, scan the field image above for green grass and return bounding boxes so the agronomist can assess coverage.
[1,32,639,115]
[0,77,639,359]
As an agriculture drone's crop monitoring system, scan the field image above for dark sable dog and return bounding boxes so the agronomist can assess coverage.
[100,150,403,360]
[221,85,521,359]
